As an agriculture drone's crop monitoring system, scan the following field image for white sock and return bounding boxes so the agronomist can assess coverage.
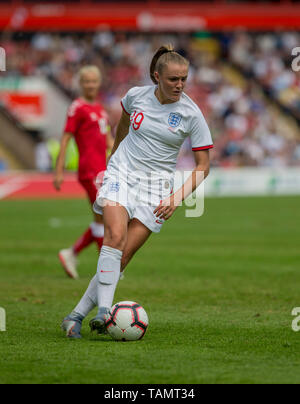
[90,222,104,238]
[97,245,122,309]
[74,275,98,318]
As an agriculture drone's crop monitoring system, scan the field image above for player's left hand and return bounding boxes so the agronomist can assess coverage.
[53,174,64,191]
[153,195,178,221]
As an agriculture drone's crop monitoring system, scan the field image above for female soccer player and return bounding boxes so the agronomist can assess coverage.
[62,45,213,338]
[54,65,114,280]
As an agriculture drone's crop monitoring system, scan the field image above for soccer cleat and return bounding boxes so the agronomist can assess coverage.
[58,248,79,279]
[61,313,83,339]
[89,307,110,334]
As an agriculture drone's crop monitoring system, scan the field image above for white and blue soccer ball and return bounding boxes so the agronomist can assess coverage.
[105,301,149,341]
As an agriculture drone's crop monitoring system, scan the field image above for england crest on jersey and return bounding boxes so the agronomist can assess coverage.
[109,182,120,193]
[168,113,182,128]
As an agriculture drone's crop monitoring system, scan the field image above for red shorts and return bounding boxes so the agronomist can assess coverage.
[79,178,98,205]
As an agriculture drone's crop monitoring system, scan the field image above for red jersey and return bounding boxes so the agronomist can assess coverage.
[64,98,108,180]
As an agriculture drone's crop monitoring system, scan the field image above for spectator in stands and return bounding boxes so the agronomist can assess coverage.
[1,30,299,168]
[35,138,51,172]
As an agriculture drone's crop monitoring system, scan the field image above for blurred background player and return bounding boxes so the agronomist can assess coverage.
[54,65,114,279]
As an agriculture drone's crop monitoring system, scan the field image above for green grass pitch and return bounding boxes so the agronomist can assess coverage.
[0,196,300,384]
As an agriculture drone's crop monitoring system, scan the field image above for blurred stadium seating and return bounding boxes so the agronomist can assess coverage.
[0,0,299,173]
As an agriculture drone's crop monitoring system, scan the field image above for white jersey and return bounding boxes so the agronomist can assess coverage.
[108,85,213,176]
[95,86,213,233]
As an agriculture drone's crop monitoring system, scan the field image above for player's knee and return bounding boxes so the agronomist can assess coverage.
[104,229,126,251]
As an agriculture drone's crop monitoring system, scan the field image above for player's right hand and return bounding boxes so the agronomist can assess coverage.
[53,174,64,191]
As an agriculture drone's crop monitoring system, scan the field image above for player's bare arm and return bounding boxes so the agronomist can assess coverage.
[154,150,210,220]
[106,127,115,155]
[53,132,73,191]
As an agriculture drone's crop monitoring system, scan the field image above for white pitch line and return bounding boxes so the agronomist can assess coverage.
[0,176,28,199]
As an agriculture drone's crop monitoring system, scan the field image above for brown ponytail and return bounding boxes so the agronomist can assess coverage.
[150,44,189,84]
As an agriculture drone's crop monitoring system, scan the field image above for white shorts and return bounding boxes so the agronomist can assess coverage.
[93,168,173,233]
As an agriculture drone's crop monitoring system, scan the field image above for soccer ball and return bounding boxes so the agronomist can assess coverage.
[105,301,149,341]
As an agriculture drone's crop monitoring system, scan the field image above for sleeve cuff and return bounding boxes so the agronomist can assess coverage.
[120,101,130,116]
[192,145,214,151]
